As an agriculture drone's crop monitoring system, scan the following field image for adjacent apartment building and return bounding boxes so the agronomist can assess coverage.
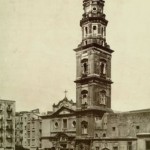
[0,99,15,150]
[15,109,42,150]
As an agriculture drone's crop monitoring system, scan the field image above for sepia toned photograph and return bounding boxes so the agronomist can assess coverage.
[0,0,150,150]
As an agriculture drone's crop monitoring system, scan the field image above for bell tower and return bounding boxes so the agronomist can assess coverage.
[74,0,114,149]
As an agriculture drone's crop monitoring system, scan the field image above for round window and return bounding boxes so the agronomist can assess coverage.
[54,122,58,128]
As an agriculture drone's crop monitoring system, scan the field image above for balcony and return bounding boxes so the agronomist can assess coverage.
[0,126,3,130]
[82,12,106,19]
[83,34,103,40]
[7,117,12,121]
[6,125,13,130]
[6,143,13,148]
[75,37,113,54]
[83,37,106,46]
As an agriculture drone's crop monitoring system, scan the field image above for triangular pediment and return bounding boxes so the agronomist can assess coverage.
[51,106,75,117]
[59,109,71,115]
[53,97,76,111]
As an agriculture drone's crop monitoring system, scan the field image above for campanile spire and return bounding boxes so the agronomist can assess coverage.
[74,0,114,149]
[80,0,110,48]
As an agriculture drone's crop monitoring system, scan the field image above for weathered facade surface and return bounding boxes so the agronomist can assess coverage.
[90,110,150,150]
[41,97,76,150]
[0,99,15,150]
[73,0,150,150]
[15,109,42,150]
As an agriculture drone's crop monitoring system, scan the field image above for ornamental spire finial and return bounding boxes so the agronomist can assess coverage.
[64,90,68,98]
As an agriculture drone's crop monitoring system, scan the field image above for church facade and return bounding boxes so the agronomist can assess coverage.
[41,0,150,150]
[41,97,76,150]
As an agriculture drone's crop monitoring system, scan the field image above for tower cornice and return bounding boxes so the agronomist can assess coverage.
[74,43,114,54]
[76,107,113,114]
[74,75,113,84]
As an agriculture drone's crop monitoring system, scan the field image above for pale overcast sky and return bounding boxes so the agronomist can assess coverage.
[0,0,150,112]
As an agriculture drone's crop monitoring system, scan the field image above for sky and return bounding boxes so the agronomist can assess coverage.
[0,0,150,112]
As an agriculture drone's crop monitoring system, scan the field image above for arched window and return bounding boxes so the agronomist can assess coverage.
[93,26,97,30]
[81,59,88,75]
[100,59,107,75]
[93,25,97,36]
[85,27,88,35]
[83,63,88,74]
[102,27,104,36]
[89,24,92,34]
[81,90,88,105]
[101,63,105,73]
[81,121,88,134]
[101,40,104,46]
[85,40,87,45]
[72,121,76,128]
[54,122,58,129]
[83,62,88,72]
[99,90,106,105]
[98,24,101,34]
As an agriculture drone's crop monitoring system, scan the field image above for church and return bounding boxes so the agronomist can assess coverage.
[41,0,150,150]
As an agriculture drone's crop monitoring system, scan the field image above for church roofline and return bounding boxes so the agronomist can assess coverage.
[53,97,76,107]
[0,99,15,102]
[129,108,150,113]
[76,137,137,141]
[112,108,150,115]
[40,106,76,119]
[107,108,150,119]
